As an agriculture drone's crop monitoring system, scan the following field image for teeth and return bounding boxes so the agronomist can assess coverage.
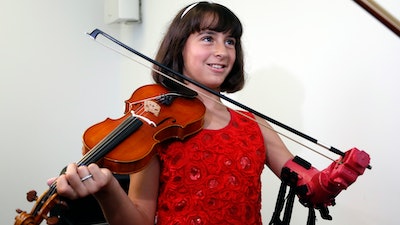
[210,64,223,69]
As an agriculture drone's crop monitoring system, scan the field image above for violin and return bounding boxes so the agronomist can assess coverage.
[14,84,205,225]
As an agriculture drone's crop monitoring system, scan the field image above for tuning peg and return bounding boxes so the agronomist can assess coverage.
[15,208,23,213]
[46,216,59,225]
[26,190,38,202]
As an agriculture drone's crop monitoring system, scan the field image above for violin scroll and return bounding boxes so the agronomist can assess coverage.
[14,187,67,225]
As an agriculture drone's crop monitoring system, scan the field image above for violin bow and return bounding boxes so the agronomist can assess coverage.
[353,0,400,37]
[87,29,372,170]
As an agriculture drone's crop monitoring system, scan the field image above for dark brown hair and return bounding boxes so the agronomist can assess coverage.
[152,1,244,93]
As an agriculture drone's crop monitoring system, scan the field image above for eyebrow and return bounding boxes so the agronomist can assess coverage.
[199,29,234,38]
[199,29,216,35]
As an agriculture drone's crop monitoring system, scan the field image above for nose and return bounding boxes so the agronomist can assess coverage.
[214,41,228,58]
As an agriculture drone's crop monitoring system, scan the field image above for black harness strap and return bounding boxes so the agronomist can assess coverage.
[268,167,317,225]
[307,206,316,225]
[269,178,288,225]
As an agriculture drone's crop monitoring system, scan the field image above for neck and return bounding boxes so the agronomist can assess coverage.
[187,83,221,107]
[195,90,231,130]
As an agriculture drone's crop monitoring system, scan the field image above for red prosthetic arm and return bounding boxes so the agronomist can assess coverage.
[283,148,370,216]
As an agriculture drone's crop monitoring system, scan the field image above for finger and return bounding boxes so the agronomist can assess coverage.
[46,177,57,186]
[77,166,95,185]
[81,174,93,182]
[71,165,95,195]
[56,174,79,199]
[77,165,91,179]
[87,163,113,187]
[64,164,84,187]
[62,164,93,198]
[86,163,104,182]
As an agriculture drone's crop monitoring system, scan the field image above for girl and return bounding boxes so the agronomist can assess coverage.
[55,2,369,225]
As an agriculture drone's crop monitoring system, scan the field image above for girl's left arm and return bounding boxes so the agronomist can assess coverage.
[254,115,294,177]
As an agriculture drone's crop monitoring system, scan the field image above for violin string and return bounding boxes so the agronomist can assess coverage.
[128,96,160,106]
[82,118,139,165]
[79,101,153,166]
[83,117,145,166]
[89,32,336,162]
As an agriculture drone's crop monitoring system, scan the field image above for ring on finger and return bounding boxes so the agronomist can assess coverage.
[81,174,93,182]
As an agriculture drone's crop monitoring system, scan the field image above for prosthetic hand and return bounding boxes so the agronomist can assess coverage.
[283,148,370,219]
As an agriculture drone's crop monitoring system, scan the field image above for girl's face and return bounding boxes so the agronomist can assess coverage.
[182,29,236,91]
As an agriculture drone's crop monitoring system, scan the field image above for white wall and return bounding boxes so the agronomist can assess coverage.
[1,0,399,224]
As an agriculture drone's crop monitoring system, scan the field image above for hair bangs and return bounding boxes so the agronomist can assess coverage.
[188,4,242,39]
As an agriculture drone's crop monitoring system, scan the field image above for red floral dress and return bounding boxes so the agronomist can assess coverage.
[156,109,266,225]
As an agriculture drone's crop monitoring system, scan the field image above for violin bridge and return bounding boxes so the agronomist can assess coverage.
[129,100,160,127]
[144,100,161,116]
[131,111,157,127]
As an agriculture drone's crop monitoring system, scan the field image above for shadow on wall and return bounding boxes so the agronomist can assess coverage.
[238,65,305,152]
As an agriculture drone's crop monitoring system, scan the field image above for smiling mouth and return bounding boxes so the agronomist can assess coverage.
[208,64,225,69]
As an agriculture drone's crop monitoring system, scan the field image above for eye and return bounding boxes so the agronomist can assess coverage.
[201,36,213,43]
[225,38,236,47]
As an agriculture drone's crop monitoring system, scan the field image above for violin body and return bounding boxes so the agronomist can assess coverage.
[14,83,205,225]
[82,84,206,173]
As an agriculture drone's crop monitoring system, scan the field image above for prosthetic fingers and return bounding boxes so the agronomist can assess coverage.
[282,147,370,220]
